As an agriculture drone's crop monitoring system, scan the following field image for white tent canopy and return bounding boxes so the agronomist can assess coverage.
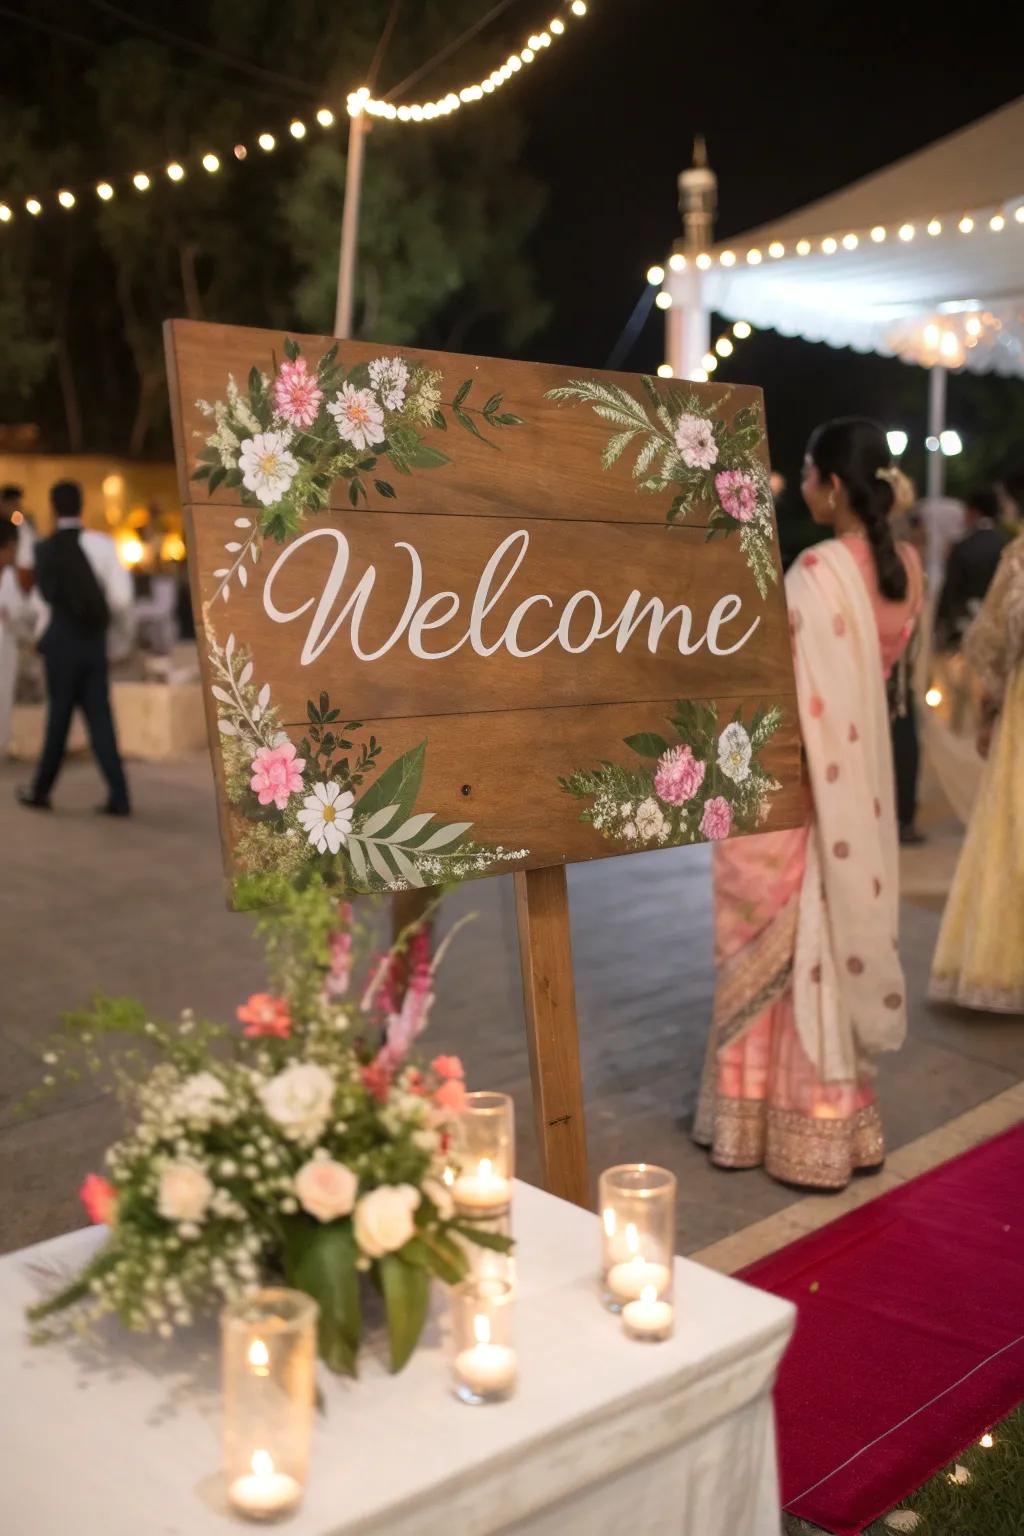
[664,97,1024,379]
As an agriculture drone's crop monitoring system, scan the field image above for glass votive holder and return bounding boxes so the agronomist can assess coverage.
[450,1277,517,1405]
[600,1164,676,1333]
[222,1288,318,1522]
[457,1209,516,1287]
[451,1092,514,1219]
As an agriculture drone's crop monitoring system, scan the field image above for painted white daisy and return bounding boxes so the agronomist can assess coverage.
[238,430,299,506]
[327,383,386,450]
[368,356,409,411]
[296,782,355,855]
[717,722,753,783]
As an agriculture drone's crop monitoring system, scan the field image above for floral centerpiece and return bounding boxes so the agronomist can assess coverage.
[27,882,510,1376]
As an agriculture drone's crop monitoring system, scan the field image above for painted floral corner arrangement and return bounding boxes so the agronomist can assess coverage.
[26,884,510,1377]
[213,633,528,902]
[561,700,783,849]
[544,376,778,599]
[194,338,522,604]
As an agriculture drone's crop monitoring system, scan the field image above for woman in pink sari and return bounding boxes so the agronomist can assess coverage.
[695,419,922,1189]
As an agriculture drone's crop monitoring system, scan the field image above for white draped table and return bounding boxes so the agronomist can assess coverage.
[0,1181,794,1536]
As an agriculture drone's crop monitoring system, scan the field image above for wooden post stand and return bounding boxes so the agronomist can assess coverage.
[514,867,589,1209]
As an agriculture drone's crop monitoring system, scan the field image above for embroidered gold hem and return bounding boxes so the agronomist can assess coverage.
[694,1097,885,1190]
[929,973,1024,1015]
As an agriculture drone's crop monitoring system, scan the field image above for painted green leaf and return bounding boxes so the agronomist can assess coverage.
[347,837,368,884]
[430,409,447,431]
[192,464,212,481]
[403,441,453,470]
[360,804,401,837]
[208,465,227,494]
[385,812,435,843]
[455,406,496,448]
[415,820,472,852]
[355,743,426,830]
[379,1254,431,1373]
[624,732,671,759]
[283,336,299,361]
[365,841,395,885]
[483,392,503,416]
[454,379,472,408]
[495,413,523,426]
[248,365,260,396]
[373,479,397,499]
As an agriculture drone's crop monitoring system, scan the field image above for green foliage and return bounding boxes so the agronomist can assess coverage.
[283,1219,361,1377]
[379,1253,431,1373]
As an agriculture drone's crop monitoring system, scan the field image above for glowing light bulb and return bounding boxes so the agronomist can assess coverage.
[316,107,335,127]
[716,336,734,357]
[821,237,838,254]
[842,232,858,250]
[925,434,940,452]
[732,321,752,338]
[508,54,522,71]
[550,15,565,32]
[26,198,42,216]
[965,316,982,337]
[702,353,718,371]
[796,239,811,255]
[133,172,151,192]
[768,241,785,258]
[747,248,762,264]
[289,120,307,140]
[980,1433,994,1449]
[1016,206,1024,224]
[924,323,940,348]
[656,363,674,378]
[668,252,686,271]
[871,225,886,242]
[57,190,75,208]
[689,368,708,382]
[655,291,672,309]
[202,153,220,173]
[886,429,908,457]
[233,144,247,159]
[539,31,552,46]
[259,132,276,151]
[959,215,974,233]
[925,687,943,707]
[939,426,962,453]
[646,264,664,285]
[520,48,534,64]
[696,252,712,270]
[898,223,914,241]
[720,249,736,267]
[989,213,1005,231]
[571,0,587,14]
[939,333,959,361]
[927,218,942,235]
[166,162,185,182]
[0,203,10,222]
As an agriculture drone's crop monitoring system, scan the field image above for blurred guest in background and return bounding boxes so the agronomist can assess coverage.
[930,534,1024,1013]
[696,419,922,1190]
[0,483,35,593]
[0,520,25,755]
[934,488,1007,653]
[17,481,131,817]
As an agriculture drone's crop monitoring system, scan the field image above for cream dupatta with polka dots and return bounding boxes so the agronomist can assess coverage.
[787,539,907,1081]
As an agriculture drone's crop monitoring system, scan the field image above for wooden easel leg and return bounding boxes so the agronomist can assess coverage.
[514,866,590,1208]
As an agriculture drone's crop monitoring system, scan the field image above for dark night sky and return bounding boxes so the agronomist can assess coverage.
[508,0,1024,495]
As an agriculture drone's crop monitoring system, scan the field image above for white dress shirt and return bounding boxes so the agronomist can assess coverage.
[34,519,135,651]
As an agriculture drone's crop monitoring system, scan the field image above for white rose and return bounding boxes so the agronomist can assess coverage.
[173,1071,231,1127]
[422,1177,455,1221]
[353,1184,421,1258]
[294,1158,358,1223]
[259,1063,335,1144]
[717,722,753,783]
[157,1160,214,1224]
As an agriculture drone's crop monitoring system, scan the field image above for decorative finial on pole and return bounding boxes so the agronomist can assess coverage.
[677,135,717,255]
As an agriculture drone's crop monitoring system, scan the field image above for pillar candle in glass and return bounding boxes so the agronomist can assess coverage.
[222,1289,317,1522]
[600,1164,676,1325]
[451,1277,517,1405]
[451,1092,514,1218]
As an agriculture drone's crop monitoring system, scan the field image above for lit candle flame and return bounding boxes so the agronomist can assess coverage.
[251,1449,273,1478]
[248,1338,270,1374]
[473,1313,491,1346]
[442,1166,455,1187]
[478,1158,493,1182]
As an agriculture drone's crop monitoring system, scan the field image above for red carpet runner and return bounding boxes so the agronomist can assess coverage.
[738,1124,1024,1535]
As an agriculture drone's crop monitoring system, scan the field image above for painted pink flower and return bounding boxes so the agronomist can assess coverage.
[250,741,305,811]
[700,795,733,841]
[273,357,323,429]
[654,744,706,805]
[715,469,758,523]
[237,993,292,1039]
[432,1055,464,1080]
[80,1173,117,1226]
[433,1078,467,1114]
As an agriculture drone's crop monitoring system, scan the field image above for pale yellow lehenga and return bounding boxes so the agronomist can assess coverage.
[929,537,1024,1013]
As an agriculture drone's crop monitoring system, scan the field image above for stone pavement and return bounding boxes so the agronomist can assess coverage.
[2,754,1022,1259]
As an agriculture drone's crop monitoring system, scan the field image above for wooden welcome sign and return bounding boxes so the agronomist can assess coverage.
[165,318,800,1204]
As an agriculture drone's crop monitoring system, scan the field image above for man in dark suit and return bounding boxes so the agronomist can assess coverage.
[934,489,1007,651]
[17,481,132,815]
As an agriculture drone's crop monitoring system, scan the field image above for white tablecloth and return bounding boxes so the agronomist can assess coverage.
[0,1182,794,1536]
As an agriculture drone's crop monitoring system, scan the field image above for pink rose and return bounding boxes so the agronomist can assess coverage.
[250,741,305,811]
[294,1158,358,1222]
[654,744,706,805]
[431,1055,464,1080]
[700,795,733,841]
[80,1174,117,1226]
[273,357,324,429]
[237,993,292,1039]
[715,469,758,523]
[433,1078,467,1115]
